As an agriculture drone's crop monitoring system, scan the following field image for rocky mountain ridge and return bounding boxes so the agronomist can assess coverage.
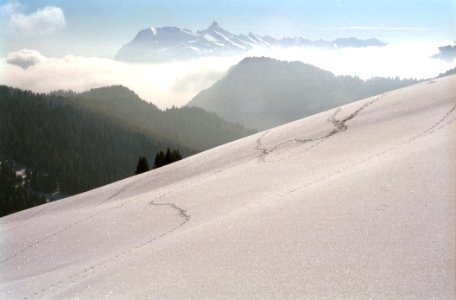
[115,22,386,62]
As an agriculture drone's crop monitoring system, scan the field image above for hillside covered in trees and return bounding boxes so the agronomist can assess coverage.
[188,57,419,130]
[73,86,253,151]
[0,160,47,217]
[0,85,254,216]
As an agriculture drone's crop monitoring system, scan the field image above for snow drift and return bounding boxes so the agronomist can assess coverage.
[1,75,455,299]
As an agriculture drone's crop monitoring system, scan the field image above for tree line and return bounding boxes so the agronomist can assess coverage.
[135,148,183,174]
[0,85,252,217]
[0,86,190,216]
[0,160,47,217]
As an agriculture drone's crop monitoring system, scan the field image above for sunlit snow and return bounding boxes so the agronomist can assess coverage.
[1,76,455,299]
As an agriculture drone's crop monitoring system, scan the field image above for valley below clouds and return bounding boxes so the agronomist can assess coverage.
[1,42,453,109]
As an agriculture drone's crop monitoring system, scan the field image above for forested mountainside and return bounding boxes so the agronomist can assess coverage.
[0,85,254,216]
[75,86,254,151]
[188,57,419,130]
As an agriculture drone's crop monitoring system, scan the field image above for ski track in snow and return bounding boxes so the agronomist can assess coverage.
[255,94,385,162]
[4,95,385,296]
[287,104,456,194]
[2,82,455,299]
[1,149,223,266]
[24,99,456,299]
[95,180,141,206]
[6,91,452,267]
[0,178,145,265]
[22,193,191,300]
[0,94,383,239]
[0,143,220,236]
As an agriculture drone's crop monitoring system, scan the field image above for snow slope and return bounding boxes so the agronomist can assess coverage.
[1,75,455,299]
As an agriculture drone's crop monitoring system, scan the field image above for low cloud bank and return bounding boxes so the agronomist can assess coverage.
[0,43,452,108]
[248,42,453,79]
[0,50,235,108]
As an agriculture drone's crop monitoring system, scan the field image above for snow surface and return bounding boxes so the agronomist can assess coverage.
[1,76,455,299]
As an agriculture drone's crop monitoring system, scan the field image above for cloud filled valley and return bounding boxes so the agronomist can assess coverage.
[1,42,453,109]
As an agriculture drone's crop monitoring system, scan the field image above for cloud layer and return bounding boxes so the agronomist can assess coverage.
[0,49,234,108]
[0,43,453,109]
[333,26,431,31]
[1,1,65,34]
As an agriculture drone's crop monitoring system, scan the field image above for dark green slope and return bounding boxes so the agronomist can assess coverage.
[0,86,176,196]
[0,85,254,216]
[76,85,254,151]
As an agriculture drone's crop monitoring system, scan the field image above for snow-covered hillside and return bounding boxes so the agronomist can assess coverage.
[1,75,455,299]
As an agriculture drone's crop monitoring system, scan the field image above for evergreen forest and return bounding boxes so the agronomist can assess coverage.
[0,85,253,217]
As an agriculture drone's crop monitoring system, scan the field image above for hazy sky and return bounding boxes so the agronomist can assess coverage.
[0,0,454,108]
[0,0,454,57]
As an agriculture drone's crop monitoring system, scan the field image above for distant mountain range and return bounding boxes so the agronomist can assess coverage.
[188,57,418,130]
[115,22,387,62]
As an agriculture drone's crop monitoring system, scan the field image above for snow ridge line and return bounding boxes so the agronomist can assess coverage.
[3,156,204,266]
[28,99,453,299]
[0,178,143,237]
[4,140,220,226]
[23,195,191,300]
[23,99,455,299]
[256,94,384,162]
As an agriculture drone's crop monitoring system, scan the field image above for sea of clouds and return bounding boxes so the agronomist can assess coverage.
[0,43,453,109]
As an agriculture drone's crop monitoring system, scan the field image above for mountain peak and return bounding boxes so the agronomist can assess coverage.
[115,23,387,63]
[198,21,226,34]
[81,85,145,104]
[209,21,219,29]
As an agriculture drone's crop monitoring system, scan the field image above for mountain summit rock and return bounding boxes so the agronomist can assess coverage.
[115,22,386,63]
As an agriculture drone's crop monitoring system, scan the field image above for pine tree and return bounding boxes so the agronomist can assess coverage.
[154,151,165,168]
[170,149,182,162]
[135,156,150,174]
[165,148,172,164]
[153,148,182,169]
